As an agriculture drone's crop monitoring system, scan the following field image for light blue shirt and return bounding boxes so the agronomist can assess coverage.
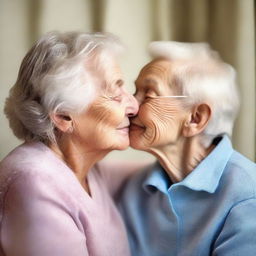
[119,136,256,256]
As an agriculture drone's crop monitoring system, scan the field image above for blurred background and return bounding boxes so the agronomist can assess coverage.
[0,0,255,161]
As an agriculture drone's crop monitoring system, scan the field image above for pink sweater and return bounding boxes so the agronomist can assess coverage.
[0,142,139,256]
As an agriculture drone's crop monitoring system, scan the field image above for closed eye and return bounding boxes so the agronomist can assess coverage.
[145,89,157,99]
[109,94,122,102]
[144,95,154,100]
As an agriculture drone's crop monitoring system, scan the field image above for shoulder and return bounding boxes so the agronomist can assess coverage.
[3,166,75,212]
[0,142,62,175]
[221,151,256,200]
[0,142,82,210]
[4,170,60,206]
[228,151,256,175]
[0,141,75,181]
[1,161,84,231]
[213,197,256,254]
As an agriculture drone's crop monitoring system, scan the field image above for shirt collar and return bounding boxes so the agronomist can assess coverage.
[142,135,234,194]
[142,162,170,195]
[178,135,234,193]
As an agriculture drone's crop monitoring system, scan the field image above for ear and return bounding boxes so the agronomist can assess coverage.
[182,103,211,137]
[50,113,73,133]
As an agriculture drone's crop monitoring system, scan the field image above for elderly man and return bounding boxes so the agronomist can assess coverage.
[119,42,256,256]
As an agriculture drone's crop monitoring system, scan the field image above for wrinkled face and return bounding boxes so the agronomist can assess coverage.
[73,60,138,151]
[130,59,188,151]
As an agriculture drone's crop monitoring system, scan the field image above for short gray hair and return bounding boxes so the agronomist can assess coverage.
[149,41,240,147]
[5,31,123,143]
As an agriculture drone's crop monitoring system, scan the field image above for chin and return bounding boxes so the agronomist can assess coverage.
[130,137,146,151]
[113,137,130,151]
[118,145,129,151]
[130,131,157,151]
[113,143,129,151]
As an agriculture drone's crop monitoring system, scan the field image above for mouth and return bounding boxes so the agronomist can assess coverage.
[130,122,145,132]
[116,125,130,134]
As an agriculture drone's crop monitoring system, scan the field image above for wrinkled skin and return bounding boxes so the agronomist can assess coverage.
[51,59,138,192]
[130,58,213,182]
[130,59,188,151]
[73,61,138,152]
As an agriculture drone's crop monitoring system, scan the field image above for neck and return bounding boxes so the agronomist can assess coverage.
[48,136,109,194]
[148,136,215,183]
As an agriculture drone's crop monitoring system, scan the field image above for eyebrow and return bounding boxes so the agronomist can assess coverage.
[138,78,161,93]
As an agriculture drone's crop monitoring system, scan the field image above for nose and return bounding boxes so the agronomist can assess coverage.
[125,92,139,117]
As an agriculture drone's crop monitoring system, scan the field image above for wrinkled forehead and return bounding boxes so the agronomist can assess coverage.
[135,58,172,88]
[140,58,171,77]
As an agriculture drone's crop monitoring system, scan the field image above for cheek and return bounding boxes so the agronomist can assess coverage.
[74,97,129,150]
[89,101,124,130]
[77,102,126,149]
[139,100,184,142]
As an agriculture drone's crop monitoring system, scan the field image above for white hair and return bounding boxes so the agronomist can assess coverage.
[5,31,123,143]
[149,41,240,147]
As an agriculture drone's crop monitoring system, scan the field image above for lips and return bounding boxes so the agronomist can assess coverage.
[116,123,130,136]
[116,126,129,131]
[116,126,129,137]
[116,124,130,130]
[130,122,145,132]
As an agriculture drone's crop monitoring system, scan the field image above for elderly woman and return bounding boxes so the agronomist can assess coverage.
[119,42,256,255]
[0,31,139,256]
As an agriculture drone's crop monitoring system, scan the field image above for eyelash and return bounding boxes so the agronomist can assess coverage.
[133,92,155,103]
[109,94,122,102]
[145,91,157,100]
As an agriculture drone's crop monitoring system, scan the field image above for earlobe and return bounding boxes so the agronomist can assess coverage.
[50,113,73,133]
[182,104,211,137]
